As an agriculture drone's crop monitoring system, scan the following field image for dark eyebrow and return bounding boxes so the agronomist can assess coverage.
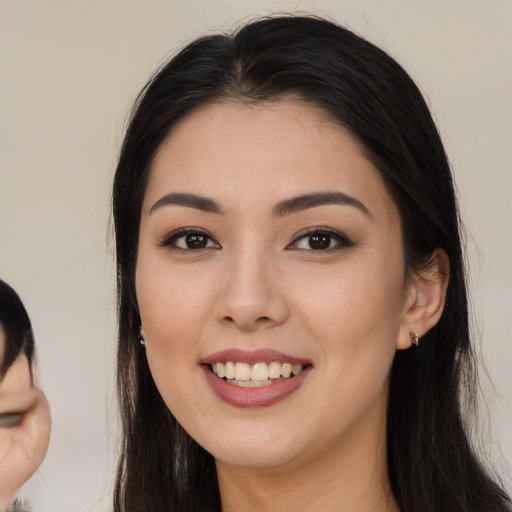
[149,193,223,215]
[273,192,371,217]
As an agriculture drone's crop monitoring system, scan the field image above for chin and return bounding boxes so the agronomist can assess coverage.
[192,420,308,470]
[213,444,301,471]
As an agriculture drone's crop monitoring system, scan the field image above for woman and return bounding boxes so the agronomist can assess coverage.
[112,15,511,511]
[0,281,51,512]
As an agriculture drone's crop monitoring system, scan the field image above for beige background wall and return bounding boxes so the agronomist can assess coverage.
[1,1,510,510]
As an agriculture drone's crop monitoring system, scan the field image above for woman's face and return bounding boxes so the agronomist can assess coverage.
[136,100,414,471]
[0,331,51,509]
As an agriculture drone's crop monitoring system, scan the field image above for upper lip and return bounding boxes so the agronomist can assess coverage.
[202,348,312,366]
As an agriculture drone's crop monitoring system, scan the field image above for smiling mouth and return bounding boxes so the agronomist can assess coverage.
[210,361,307,388]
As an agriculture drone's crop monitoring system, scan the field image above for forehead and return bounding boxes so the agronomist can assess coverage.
[145,100,397,221]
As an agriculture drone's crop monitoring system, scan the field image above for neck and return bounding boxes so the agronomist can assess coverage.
[216,397,398,512]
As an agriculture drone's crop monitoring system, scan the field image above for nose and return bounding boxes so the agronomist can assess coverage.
[214,247,290,332]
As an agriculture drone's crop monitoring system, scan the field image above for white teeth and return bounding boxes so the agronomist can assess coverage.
[211,361,304,383]
[235,362,251,381]
[292,364,302,376]
[268,361,282,379]
[225,361,235,380]
[281,363,292,378]
[251,362,268,381]
[228,379,274,388]
[216,362,226,378]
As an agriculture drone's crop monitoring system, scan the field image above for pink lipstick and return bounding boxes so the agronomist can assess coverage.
[202,349,312,408]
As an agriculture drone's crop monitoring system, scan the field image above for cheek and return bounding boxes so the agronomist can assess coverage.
[290,253,405,400]
[285,261,403,439]
[136,243,213,343]
[135,252,218,410]
[295,256,404,340]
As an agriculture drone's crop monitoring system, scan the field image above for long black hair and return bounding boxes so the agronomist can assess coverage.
[0,280,35,380]
[112,15,511,511]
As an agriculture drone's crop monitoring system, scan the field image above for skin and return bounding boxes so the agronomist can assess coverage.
[136,100,449,512]
[0,331,51,512]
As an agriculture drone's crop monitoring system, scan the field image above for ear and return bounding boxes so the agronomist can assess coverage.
[397,249,450,350]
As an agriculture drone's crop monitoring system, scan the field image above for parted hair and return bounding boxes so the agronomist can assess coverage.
[112,15,511,512]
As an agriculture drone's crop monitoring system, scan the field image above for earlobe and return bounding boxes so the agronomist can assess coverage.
[397,249,450,350]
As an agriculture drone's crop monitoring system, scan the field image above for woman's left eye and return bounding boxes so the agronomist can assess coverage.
[288,229,353,251]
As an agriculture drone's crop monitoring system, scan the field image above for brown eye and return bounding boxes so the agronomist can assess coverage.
[163,229,220,251]
[289,228,354,252]
[308,234,331,250]
[185,234,208,249]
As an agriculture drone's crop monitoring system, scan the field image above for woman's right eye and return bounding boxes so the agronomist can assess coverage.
[161,229,220,251]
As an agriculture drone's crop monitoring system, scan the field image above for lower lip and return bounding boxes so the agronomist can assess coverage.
[202,365,311,408]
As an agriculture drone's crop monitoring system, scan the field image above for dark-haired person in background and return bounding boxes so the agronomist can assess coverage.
[111,15,511,512]
[0,281,51,512]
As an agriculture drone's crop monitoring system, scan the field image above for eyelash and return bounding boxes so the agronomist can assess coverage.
[159,227,220,252]
[287,227,354,252]
[159,227,354,253]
